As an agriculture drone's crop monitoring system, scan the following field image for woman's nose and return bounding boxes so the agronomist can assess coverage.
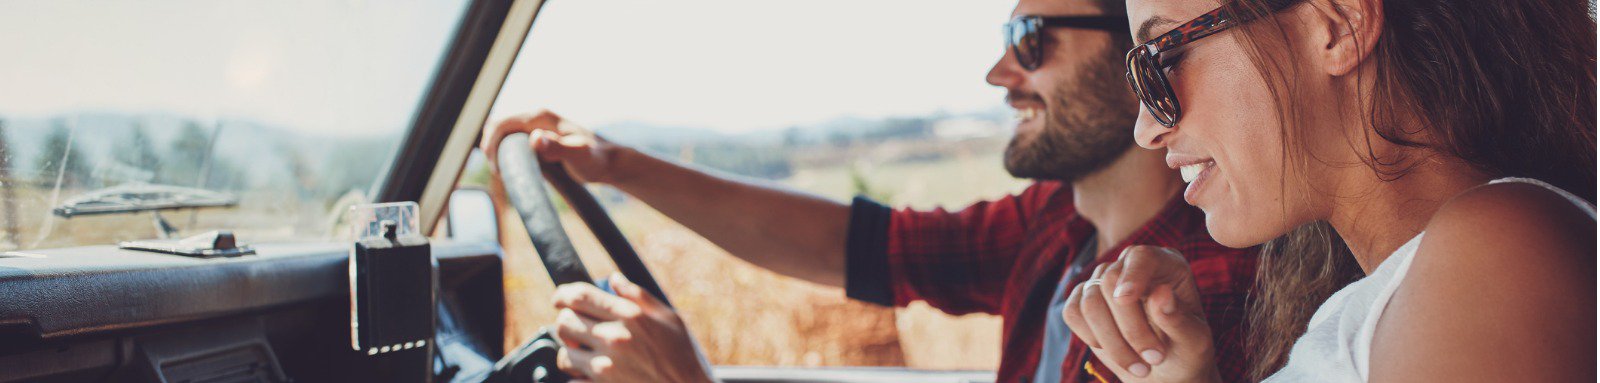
[1132,104,1174,149]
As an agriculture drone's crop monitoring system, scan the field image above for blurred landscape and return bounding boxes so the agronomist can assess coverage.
[0,112,402,251]
[0,107,1029,370]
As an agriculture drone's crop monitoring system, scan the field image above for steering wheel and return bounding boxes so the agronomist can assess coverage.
[484,132,672,383]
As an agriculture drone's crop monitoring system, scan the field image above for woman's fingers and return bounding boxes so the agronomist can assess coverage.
[1100,258,1167,366]
[1066,263,1112,349]
[1147,284,1212,344]
[1061,282,1098,348]
[1062,247,1215,379]
[1079,276,1150,377]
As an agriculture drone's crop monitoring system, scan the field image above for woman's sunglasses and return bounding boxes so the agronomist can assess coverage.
[1124,6,1238,127]
[1005,15,1129,71]
[1125,2,1295,127]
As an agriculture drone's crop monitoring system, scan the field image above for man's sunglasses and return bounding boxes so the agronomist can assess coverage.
[1005,15,1129,71]
[1125,3,1293,127]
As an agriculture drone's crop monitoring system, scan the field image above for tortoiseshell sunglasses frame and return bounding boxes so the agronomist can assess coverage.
[1124,6,1240,128]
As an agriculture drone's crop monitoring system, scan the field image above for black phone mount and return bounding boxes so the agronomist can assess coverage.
[352,216,439,383]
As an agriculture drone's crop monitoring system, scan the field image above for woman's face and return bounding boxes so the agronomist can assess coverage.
[1124,0,1344,247]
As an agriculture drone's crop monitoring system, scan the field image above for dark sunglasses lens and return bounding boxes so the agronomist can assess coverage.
[1007,19,1040,70]
[1129,48,1178,126]
[1125,49,1145,98]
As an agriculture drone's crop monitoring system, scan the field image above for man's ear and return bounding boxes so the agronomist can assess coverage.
[1310,0,1383,76]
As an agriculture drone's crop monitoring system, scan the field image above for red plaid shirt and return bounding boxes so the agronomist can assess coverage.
[845,182,1257,383]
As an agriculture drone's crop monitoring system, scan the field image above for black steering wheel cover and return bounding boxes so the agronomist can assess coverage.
[495,133,594,287]
[495,133,671,307]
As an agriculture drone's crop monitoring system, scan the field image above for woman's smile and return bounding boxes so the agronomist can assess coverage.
[1167,153,1217,206]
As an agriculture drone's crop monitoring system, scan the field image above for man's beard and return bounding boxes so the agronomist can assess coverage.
[1003,50,1139,183]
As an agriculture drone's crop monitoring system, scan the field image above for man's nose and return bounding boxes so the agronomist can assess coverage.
[1133,104,1174,149]
[986,48,1025,89]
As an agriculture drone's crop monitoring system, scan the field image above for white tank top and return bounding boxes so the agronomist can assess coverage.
[1262,178,1596,382]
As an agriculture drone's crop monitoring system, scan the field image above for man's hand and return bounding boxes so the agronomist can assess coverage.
[1061,246,1222,383]
[551,274,714,383]
[481,110,624,184]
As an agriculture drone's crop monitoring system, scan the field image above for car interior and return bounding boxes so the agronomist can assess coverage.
[0,1,996,382]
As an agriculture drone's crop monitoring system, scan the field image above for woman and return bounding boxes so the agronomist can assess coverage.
[1061,0,1596,381]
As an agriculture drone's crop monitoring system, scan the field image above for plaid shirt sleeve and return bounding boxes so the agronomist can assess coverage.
[845,183,1065,316]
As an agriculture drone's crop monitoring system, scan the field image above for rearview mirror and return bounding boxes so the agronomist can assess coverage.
[445,188,498,243]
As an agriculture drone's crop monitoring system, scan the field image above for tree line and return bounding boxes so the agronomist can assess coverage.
[3,118,248,191]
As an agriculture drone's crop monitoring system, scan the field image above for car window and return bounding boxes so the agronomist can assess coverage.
[483,0,1023,371]
[0,1,469,250]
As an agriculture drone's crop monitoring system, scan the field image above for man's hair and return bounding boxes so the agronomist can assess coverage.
[1094,0,1134,49]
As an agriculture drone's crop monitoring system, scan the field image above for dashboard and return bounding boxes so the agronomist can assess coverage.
[0,240,506,382]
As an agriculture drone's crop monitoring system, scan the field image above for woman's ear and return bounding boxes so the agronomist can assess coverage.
[1312,0,1383,76]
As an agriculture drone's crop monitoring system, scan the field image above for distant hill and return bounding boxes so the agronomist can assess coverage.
[591,121,735,147]
[591,107,1011,149]
[0,107,1011,190]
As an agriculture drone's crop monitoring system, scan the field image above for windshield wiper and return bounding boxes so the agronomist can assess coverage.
[52,183,237,218]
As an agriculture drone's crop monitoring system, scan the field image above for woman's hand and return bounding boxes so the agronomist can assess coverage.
[1062,246,1222,382]
[551,274,715,383]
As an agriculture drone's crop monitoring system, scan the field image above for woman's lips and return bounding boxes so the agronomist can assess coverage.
[1167,154,1217,205]
[1180,161,1216,205]
[1178,161,1211,183]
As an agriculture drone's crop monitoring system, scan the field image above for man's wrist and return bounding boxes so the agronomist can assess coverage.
[600,144,641,187]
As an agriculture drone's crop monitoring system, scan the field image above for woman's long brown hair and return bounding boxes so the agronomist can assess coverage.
[1218,0,1597,379]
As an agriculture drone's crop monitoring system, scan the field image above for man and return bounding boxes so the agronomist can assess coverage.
[482,0,1257,381]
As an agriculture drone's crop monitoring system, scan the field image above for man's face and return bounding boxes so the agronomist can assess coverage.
[987,0,1140,182]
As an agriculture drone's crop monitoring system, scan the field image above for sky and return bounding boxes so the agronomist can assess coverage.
[492,0,1019,132]
[0,0,465,137]
[0,0,1020,136]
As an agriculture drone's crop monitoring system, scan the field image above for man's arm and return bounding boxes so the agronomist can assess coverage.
[604,143,851,287]
[483,111,851,288]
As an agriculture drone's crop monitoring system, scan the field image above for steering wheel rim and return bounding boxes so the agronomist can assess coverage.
[494,132,672,307]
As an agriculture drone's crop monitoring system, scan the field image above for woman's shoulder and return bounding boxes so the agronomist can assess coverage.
[1370,180,1595,381]
[1413,180,1593,280]
[1421,179,1594,262]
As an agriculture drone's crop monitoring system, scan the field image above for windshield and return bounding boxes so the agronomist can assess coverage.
[482,0,1021,372]
[0,1,469,250]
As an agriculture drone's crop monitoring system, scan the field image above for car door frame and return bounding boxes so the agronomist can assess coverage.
[376,0,546,234]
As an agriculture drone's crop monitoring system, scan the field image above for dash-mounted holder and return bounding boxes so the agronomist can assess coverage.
[348,202,437,363]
